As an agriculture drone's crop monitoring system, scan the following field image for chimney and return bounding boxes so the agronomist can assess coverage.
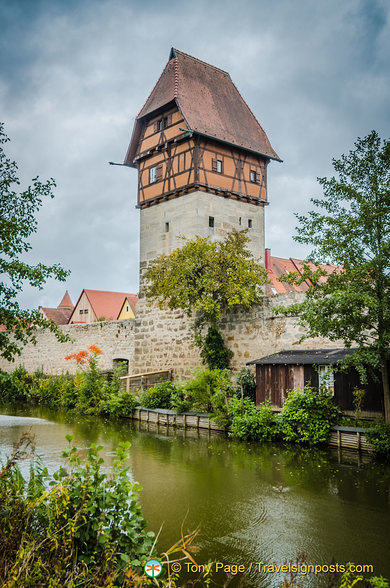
[265,248,271,270]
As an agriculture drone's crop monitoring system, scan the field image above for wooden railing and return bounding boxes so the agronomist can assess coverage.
[119,369,173,393]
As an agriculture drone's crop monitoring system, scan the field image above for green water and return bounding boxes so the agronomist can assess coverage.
[1,405,389,587]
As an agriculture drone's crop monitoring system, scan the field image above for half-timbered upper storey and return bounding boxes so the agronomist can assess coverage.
[124,48,281,209]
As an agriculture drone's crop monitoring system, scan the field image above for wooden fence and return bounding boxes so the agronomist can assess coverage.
[130,408,373,452]
[119,369,173,393]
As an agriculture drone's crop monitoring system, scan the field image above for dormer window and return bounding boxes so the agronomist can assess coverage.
[154,114,172,133]
[212,158,223,174]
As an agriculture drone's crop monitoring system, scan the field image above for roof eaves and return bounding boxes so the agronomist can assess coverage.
[188,128,282,162]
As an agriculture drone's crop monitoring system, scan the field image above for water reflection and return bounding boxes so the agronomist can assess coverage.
[0,405,389,587]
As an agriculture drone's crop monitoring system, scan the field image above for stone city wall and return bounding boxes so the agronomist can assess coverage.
[132,292,340,378]
[0,292,340,378]
[0,320,135,375]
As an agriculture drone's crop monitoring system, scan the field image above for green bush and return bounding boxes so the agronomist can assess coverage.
[280,385,340,446]
[365,421,390,457]
[169,386,193,413]
[100,391,139,417]
[139,380,178,409]
[338,563,389,587]
[229,397,279,441]
[0,368,76,408]
[183,368,232,412]
[199,323,233,369]
[234,367,256,403]
[0,435,155,586]
[0,366,30,402]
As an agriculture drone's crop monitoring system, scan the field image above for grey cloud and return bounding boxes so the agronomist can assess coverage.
[1,0,389,309]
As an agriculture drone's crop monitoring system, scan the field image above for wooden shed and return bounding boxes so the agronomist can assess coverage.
[247,348,384,418]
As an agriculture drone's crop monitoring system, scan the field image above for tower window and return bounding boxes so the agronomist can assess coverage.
[250,169,261,183]
[248,219,253,228]
[154,114,172,133]
[165,222,169,232]
[212,158,223,174]
[239,217,242,225]
[149,165,163,184]
[149,167,157,183]
[209,216,215,228]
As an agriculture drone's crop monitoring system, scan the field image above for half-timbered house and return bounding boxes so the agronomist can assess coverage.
[124,48,281,285]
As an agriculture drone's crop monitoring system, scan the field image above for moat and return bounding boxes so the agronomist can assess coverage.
[1,405,389,587]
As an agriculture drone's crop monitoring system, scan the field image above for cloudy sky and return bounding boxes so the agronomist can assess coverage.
[1,0,389,310]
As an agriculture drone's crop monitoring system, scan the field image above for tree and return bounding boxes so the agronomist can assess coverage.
[144,229,269,369]
[0,123,70,360]
[275,131,390,422]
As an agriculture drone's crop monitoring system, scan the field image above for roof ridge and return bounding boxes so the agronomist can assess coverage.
[173,57,179,98]
[173,48,230,76]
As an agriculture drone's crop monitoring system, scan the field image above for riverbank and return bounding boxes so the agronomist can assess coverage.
[1,406,390,587]
[1,361,389,457]
[130,406,374,452]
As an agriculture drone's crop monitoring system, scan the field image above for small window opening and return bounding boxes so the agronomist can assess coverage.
[318,365,335,396]
[239,217,242,226]
[248,219,253,228]
[79,309,84,314]
[126,305,129,312]
[84,309,88,314]
[149,167,157,184]
[165,222,169,232]
[212,158,223,173]
[250,170,256,182]
[209,216,215,228]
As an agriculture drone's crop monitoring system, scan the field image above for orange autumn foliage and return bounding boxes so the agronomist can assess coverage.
[65,345,102,365]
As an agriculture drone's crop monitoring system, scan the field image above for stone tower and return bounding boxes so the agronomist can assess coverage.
[124,48,280,288]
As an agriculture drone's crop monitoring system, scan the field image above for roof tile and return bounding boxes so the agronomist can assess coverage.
[126,48,280,165]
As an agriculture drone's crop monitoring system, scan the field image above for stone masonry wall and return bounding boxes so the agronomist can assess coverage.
[0,292,341,377]
[132,292,341,379]
[0,320,135,375]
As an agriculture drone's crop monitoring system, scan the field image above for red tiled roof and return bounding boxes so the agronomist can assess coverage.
[40,307,73,325]
[265,255,338,296]
[68,290,138,323]
[125,48,280,165]
[58,290,73,309]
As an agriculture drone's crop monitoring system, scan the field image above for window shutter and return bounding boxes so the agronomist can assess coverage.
[156,165,163,181]
[154,121,159,133]
[166,114,172,126]
[255,172,261,183]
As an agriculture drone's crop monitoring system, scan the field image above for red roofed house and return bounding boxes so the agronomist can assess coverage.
[123,48,281,287]
[68,290,138,324]
[264,249,339,296]
[39,291,74,325]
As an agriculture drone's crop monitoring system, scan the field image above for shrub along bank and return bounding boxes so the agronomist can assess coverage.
[1,350,390,455]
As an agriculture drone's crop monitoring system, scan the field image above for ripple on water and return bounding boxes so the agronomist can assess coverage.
[0,415,55,427]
